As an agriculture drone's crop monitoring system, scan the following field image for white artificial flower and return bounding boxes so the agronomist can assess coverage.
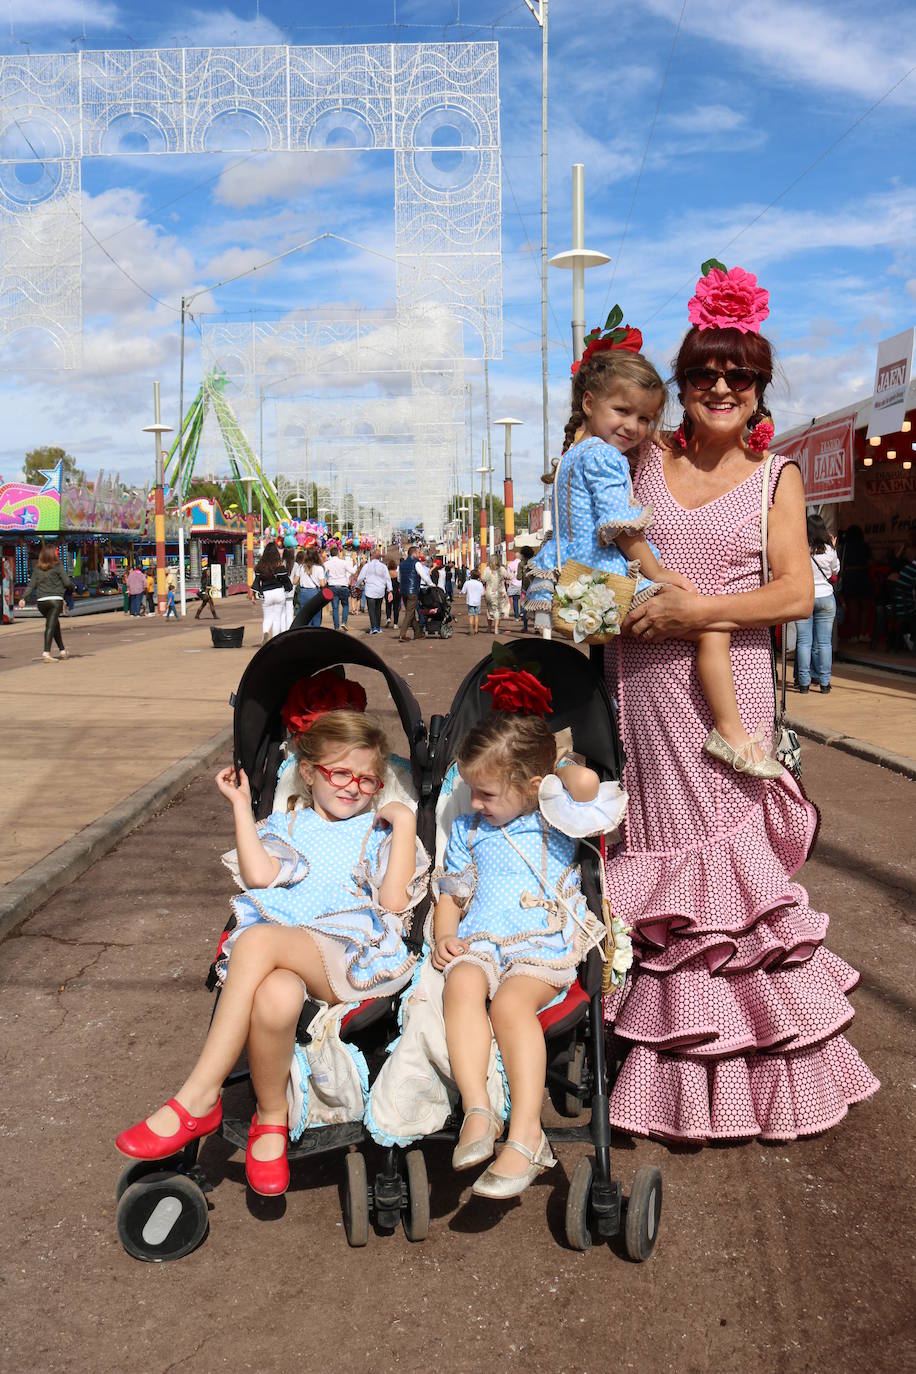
[557,606,580,626]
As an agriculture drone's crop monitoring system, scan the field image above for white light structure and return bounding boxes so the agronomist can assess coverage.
[549,163,609,362]
[0,43,503,365]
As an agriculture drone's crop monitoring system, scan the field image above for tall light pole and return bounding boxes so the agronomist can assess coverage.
[493,416,523,559]
[523,0,550,477]
[476,459,493,560]
[240,475,260,587]
[549,164,610,363]
[142,381,172,617]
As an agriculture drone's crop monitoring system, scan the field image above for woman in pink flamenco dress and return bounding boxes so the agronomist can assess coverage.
[603,264,879,1142]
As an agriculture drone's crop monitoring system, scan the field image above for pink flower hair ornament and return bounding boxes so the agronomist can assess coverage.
[687,259,769,335]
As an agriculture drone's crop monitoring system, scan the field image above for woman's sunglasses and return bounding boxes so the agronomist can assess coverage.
[684,366,759,393]
[314,764,383,796]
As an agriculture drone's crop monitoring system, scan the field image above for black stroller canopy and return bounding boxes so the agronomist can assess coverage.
[232,628,427,816]
[430,639,623,790]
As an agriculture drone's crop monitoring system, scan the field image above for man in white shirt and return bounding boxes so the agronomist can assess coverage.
[356,549,393,635]
[323,543,355,631]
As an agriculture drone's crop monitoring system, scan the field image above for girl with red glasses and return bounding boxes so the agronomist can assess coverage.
[116,671,429,1197]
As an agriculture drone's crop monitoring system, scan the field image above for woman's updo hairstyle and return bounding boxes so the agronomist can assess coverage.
[458,713,558,797]
[556,349,666,464]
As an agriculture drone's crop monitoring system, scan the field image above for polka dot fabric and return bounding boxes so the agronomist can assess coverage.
[603,447,879,1142]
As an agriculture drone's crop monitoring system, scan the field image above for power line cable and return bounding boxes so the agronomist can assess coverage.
[599,0,687,321]
[644,62,916,326]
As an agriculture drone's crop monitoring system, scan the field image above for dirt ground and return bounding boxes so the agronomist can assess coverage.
[0,628,913,1374]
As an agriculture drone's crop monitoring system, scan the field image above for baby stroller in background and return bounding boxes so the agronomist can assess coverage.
[115,628,438,1262]
[417,583,454,638]
[358,638,662,1261]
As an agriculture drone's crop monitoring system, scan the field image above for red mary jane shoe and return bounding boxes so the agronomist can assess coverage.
[115,1097,222,1160]
[245,1114,290,1196]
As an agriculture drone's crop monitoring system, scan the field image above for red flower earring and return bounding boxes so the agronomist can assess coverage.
[746,413,775,453]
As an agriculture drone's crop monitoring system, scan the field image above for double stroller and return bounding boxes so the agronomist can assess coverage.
[114,628,662,1263]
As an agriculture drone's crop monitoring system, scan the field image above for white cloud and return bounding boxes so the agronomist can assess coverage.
[641,0,916,106]
[6,0,118,24]
[214,151,355,209]
[170,7,287,48]
[668,104,748,134]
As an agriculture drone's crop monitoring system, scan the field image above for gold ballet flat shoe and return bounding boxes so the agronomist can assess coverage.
[471,1131,556,1199]
[703,728,784,780]
[452,1106,502,1172]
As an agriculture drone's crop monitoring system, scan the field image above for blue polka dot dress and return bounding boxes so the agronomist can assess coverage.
[527,435,658,612]
[218,807,428,1001]
[436,810,597,996]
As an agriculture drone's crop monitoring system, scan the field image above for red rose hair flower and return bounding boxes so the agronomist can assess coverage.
[282,669,368,736]
[481,667,553,718]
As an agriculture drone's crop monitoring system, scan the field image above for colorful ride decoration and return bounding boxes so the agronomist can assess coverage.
[164,372,290,527]
[0,462,63,532]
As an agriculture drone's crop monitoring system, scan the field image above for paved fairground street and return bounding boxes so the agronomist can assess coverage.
[1,605,914,1374]
[3,6,916,1374]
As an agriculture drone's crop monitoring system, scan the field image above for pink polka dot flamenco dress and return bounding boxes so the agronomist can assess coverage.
[603,446,879,1142]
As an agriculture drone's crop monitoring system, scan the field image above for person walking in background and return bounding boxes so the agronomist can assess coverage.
[506,555,522,620]
[481,552,510,636]
[165,581,178,620]
[386,557,400,627]
[297,546,327,627]
[18,544,74,661]
[795,515,840,694]
[397,544,429,641]
[837,525,872,643]
[194,571,218,620]
[249,543,291,643]
[281,548,297,631]
[144,570,155,615]
[324,542,354,632]
[462,566,483,635]
[356,548,392,636]
[126,564,146,618]
[444,563,454,602]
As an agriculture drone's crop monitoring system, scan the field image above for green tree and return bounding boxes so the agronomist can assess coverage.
[25,446,84,486]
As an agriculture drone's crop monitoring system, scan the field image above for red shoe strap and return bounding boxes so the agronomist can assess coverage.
[165,1097,218,1129]
[249,1115,289,1139]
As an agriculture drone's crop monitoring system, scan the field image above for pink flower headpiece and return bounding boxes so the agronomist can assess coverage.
[687,259,769,335]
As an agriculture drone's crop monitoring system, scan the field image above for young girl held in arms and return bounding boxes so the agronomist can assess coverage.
[432,679,625,1198]
[528,316,782,777]
[116,671,428,1196]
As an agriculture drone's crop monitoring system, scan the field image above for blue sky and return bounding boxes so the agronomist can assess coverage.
[1,0,915,516]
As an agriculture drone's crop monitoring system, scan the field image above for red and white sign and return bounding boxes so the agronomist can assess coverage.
[866,327,914,440]
[779,412,856,505]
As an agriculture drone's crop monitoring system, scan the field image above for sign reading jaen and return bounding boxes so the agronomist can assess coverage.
[779,413,856,506]
[867,328,914,440]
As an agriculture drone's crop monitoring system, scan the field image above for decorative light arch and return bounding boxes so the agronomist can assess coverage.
[0,42,502,367]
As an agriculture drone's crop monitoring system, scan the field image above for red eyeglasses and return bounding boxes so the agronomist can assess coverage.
[314,764,383,796]
[684,366,759,393]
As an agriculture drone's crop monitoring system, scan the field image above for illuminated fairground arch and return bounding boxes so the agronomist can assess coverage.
[0,42,502,367]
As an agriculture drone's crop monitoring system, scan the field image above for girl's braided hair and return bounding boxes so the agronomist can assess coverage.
[547,350,667,480]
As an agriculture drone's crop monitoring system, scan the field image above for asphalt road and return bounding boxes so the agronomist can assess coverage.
[1,626,913,1374]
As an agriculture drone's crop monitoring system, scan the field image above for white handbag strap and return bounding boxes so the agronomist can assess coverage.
[552,454,564,576]
[759,455,787,721]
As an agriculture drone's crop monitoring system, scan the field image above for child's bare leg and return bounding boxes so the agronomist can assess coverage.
[695,630,761,755]
[246,969,305,1161]
[144,926,335,1137]
[444,962,495,1147]
[486,975,555,1179]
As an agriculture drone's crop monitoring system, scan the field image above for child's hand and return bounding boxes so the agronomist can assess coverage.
[375,800,414,829]
[215,764,251,807]
[431,935,468,971]
[654,568,697,594]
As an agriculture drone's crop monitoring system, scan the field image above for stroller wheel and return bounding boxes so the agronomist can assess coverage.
[401,1149,430,1242]
[343,1151,370,1247]
[565,1155,594,1251]
[116,1171,209,1263]
[116,1155,183,1203]
[549,1039,588,1119]
[625,1165,662,1262]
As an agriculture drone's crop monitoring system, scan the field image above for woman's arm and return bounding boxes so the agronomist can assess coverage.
[625,464,813,639]
[375,802,418,913]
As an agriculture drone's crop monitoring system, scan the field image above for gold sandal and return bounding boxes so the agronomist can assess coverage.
[471,1131,556,1199]
[452,1106,502,1172]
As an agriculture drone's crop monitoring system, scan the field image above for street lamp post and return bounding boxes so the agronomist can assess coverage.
[549,163,610,364]
[523,0,550,478]
[240,475,260,587]
[476,459,494,561]
[142,380,172,617]
[493,416,523,560]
